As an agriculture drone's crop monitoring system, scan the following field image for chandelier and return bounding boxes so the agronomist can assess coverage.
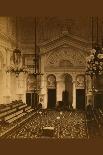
[86,46,103,78]
[86,17,103,79]
[6,17,28,77]
[6,48,28,77]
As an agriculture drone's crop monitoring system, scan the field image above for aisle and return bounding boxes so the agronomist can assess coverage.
[7,110,88,139]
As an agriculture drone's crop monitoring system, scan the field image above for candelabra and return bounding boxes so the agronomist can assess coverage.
[6,17,28,77]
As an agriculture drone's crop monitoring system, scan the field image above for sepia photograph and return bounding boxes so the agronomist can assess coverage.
[0,16,103,139]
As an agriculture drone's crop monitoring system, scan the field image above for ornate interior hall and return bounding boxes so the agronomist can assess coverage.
[0,17,103,139]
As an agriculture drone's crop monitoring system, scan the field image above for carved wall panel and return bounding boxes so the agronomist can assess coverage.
[45,46,86,69]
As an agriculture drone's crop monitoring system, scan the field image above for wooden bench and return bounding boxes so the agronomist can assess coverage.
[6,112,27,123]
[25,106,31,111]
[26,109,34,113]
[0,106,11,113]
[4,109,23,121]
[0,108,17,118]
[42,127,54,137]
[11,102,24,108]
[18,104,27,110]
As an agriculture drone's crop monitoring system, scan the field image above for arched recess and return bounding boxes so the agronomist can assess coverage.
[76,74,85,110]
[47,74,56,109]
[61,73,73,108]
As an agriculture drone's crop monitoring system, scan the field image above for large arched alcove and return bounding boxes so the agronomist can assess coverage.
[61,73,73,109]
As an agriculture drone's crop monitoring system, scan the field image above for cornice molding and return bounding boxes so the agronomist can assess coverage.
[39,33,89,47]
[45,67,86,72]
[39,33,89,55]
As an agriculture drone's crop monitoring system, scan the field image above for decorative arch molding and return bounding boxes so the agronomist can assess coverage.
[45,46,86,68]
[60,73,73,81]
[76,74,85,88]
[47,74,56,89]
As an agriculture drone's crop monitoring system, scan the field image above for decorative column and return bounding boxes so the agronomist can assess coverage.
[57,81,61,102]
[72,80,76,109]
[39,75,46,108]
[44,76,48,109]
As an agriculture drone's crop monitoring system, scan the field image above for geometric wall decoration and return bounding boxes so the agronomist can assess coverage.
[46,46,86,68]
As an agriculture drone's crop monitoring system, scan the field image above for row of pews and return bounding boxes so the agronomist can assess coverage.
[86,105,103,138]
[0,100,34,124]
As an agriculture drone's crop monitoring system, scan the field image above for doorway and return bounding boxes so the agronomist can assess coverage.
[76,89,85,110]
[63,74,73,108]
[47,89,56,109]
[26,93,38,108]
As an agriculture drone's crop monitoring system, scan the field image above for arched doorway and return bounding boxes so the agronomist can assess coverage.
[76,75,85,110]
[62,74,73,109]
[47,74,56,109]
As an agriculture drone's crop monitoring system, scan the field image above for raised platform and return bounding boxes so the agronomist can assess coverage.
[42,127,54,137]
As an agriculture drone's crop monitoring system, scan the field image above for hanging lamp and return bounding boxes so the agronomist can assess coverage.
[6,17,28,77]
